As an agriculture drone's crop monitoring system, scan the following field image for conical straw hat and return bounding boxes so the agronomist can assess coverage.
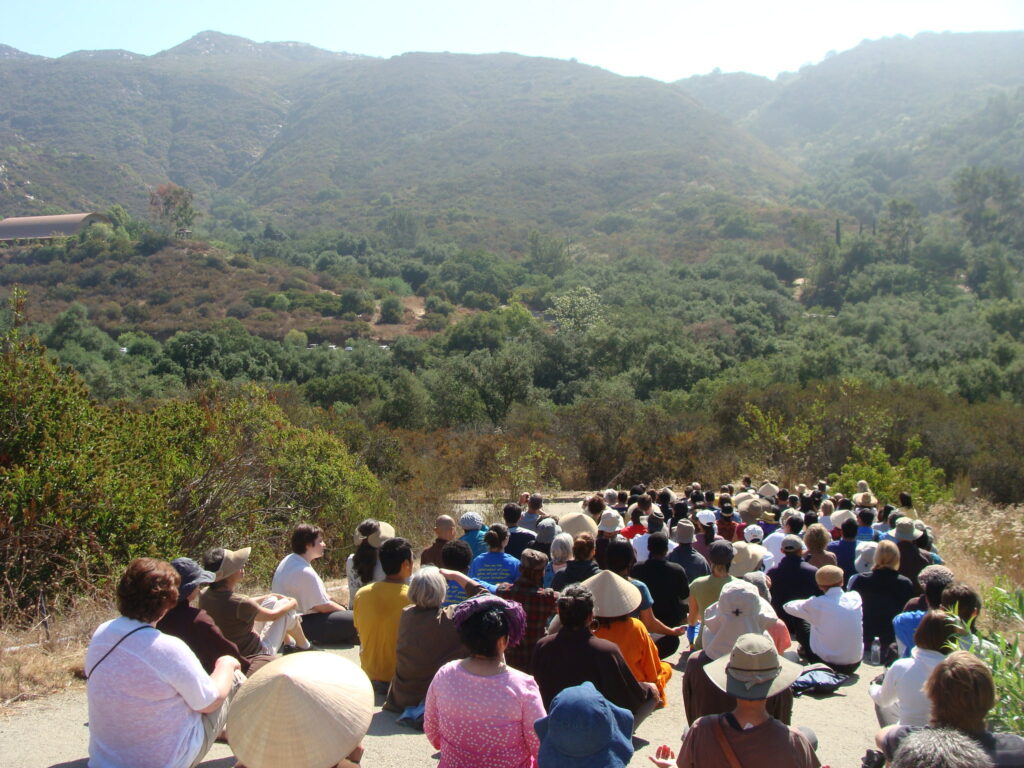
[582,570,642,618]
[558,511,598,539]
[228,652,373,768]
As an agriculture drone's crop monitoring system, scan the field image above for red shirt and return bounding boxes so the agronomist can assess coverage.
[621,523,647,540]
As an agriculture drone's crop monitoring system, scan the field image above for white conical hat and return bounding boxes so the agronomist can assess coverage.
[582,570,642,618]
[558,511,599,538]
[228,652,373,768]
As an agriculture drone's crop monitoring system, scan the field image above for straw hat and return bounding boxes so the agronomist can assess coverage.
[756,482,779,499]
[582,570,641,618]
[702,581,773,661]
[852,491,878,507]
[228,652,373,768]
[893,518,924,542]
[705,633,803,700]
[354,520,396,547]
[214,547,251,581]
[558,511,598,539]
[729,542,767,577]
[597,510,624,533]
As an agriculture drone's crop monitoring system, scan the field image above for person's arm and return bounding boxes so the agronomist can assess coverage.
[198,655,241,714]
[782,598,812,621]
[687,595,699,626]
[638,607,685,637]
[439,569,496,595]
[869,664,900,708]
[310,599,347,613]
[250,596,298,621]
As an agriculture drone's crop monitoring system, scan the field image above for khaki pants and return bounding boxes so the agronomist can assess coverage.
[189,670,246,768]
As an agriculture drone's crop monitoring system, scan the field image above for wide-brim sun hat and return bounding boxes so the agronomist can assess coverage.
[893,518,924,542]
[214,547,251,581]
[228,652,373,768]
[597,510,625,533]
[854,541,878,574]
[705,632,803,700]
[830,509,855,529]
[702,581,769,660]
[673,519,696,544]
[354,520,397,547]
[582,570,642,618]
[558,511,598,539]
[852,491,878,507]
[535,681,634,768]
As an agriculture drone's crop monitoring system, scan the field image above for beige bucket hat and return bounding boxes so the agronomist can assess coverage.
[228,652,373,768]
[214,547,251,581]
[705,632,803,700]
[597,510,625,533]
[582,570,642,619]
[353,520,396,548]
[558,511,599,539]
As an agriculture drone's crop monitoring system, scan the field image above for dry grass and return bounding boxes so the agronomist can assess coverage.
[928,500,1024,633]
[0,597,114,710]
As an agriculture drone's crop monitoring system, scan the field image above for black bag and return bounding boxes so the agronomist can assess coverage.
[790,664,849,697]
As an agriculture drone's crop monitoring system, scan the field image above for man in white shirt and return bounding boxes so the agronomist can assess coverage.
[632,513,676,563]
[273,523,358,645]
[783,565,863,674]
[762,510,801,566]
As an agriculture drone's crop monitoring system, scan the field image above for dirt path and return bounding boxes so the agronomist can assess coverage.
[0,642,878,768]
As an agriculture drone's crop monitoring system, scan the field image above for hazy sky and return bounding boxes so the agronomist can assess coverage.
[5,0,1023,81]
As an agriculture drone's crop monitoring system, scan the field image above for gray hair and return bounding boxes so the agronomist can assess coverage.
[408,566,447,609]
[550,533,574,564]
[891,729,993,768]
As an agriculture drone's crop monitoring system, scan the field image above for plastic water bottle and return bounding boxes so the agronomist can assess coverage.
[870,639,881,665]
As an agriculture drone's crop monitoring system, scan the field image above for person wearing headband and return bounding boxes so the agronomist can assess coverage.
[424,594,545,768]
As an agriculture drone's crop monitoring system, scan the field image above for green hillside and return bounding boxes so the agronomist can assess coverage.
[0,32,799,245]
[679,31,1024,220]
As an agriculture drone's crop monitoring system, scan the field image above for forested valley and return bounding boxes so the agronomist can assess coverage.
[3,29,1024,613]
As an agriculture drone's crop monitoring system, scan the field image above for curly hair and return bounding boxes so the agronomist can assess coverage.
[557,584,595,630]
[117,558,179,623]
[572,533,595,561]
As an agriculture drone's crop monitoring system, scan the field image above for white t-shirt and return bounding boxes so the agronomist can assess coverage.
[632,532,678,563]
[86,617,218,768]
[272,553,332,613]
[869,647,946,726]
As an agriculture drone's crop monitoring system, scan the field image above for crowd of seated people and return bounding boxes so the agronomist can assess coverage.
[83,480,1022,768]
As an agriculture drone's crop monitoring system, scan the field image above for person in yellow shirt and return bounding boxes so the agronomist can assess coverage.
[353,537,412,688]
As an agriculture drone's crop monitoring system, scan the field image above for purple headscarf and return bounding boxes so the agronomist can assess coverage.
[451,594,527,647]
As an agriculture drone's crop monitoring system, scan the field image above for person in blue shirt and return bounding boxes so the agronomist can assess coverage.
[855,508,881,543]
[440,539,496,607]
[458,511,488,558]
[827,518,860,584]
[468,524,521,586]
[893,565,955,657]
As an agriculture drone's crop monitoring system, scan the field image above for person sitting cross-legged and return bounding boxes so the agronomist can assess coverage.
[352,537,413,688]
[650,633,820,768]
[496,548,558,674]
[200,546,308,661]
[86,558,243,768]
[272,523,359,646]
[783,564,863,674]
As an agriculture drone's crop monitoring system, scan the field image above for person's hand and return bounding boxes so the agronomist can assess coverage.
[641,681,660,699]
[671,625,687,636]
[216,655,242,672]
[648,744,676,767]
